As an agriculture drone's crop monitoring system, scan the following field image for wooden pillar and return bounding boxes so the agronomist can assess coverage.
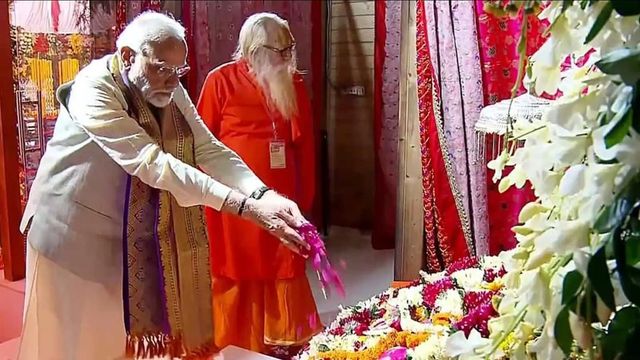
[0,1,25,281]
[394,0,423,281]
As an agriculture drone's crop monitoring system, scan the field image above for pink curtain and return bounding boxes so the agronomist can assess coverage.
[421,0,488,257]
[416,0,472,271]
[474,1,548,254]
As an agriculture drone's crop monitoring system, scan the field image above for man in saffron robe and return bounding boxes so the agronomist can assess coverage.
[197,12,321,357]
[18,12,311,360]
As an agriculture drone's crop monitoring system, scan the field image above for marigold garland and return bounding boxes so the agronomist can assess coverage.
[309,332,430,360]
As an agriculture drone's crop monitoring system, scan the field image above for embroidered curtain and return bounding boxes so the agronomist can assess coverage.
[421,0,489,257]
[474,0,548,254]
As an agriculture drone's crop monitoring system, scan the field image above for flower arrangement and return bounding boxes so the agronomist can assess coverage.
[301,1,640,359]
[450,1,640,359]
[296,256,507,360]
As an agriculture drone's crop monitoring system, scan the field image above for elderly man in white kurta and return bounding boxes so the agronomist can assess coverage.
[17,12,310,360]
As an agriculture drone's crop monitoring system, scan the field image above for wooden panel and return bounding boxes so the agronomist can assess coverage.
[330,15,375,30]
[331,42,374,56]
[330,28,375,43]
[330,55,374,71]
[395,0,424,281]
[331,1,375,16]
[326,0,375,230]
[0,1,25,281]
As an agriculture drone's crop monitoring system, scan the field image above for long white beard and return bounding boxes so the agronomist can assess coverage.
[128,65,174,108]
[253,60,298,120]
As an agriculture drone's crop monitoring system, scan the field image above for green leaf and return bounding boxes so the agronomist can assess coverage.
[554,306,574,355]
[613,225,640,306]
[599,306,640,360]
[562,270,584,305]
[594,173,640,233]
[605,109,633,149]
[596,48,640,85]
[586,2,614,44]
[612,0,640,16]
[627,222,640,266]
[588,245,616,310]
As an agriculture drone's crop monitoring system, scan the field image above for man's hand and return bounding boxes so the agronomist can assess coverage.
[222,190,310,255]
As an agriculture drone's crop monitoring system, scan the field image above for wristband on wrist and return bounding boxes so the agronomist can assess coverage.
[250,186,271,200]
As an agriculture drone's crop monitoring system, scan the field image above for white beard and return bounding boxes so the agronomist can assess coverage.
[128,65,175,108]
[252,58,298,120]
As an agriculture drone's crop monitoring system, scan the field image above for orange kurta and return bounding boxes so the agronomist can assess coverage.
[197,60,321,355]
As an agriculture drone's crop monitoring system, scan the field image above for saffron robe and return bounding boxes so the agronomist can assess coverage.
[197,60,321,354]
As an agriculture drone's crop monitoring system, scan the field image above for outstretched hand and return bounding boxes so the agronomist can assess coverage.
[240,191,310,256]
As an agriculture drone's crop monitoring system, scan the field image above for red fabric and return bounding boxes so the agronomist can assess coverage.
[115,0,127,37]
[141,0,161,12]
[181,0,198,99]
[51,0,61,32]
[474,1,548,254]
[309,0,323,226]
[372,0,394,249]
[416,0,470,272]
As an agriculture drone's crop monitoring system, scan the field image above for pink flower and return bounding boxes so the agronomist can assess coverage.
[422,277,455,308]
[298,223,346,298]
[354,323,369,336]
[483,266,507,283]
[455,302,498,337]
[463,291,494,313]
[446,257,479,275]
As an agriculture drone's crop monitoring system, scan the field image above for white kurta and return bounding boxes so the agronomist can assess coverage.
[17,55,265,360]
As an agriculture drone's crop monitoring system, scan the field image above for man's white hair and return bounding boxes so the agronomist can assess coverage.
[233,12,291,60]
[116,11,185,54]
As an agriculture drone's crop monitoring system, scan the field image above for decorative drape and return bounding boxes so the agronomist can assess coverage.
[421,0,489,257]
[416,0,472,272]
[10,0,89,34]
[372,0,401,250]
[474,0,548,254]
[190,1,314,95]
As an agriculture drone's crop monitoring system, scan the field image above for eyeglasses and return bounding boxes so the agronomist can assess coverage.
[262,43,296,59]
[139,51,190,78]
[147,60,191,78]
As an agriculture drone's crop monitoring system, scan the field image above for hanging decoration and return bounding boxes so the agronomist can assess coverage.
[11,25,93,208]
[416,0,473,272]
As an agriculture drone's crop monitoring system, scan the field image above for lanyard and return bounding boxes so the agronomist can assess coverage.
[263,100,280,141]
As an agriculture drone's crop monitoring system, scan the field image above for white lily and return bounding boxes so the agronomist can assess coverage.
[445,329,490,360]
[487,149,510,182]
[558,164,587,197]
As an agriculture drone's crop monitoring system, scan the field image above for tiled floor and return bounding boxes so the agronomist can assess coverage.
[0,226,395,358]
[306,226,395,325]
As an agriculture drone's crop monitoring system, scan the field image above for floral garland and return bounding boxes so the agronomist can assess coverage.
[448,1,640,359]
[301,1,640,359]
[297,257,507,360]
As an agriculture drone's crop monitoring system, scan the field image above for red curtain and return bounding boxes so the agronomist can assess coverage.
[416,0,471,271]
[474,1,548,254]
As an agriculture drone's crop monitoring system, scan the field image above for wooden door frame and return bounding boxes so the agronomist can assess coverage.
[0,0,26,281]
[394,0,424,281]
